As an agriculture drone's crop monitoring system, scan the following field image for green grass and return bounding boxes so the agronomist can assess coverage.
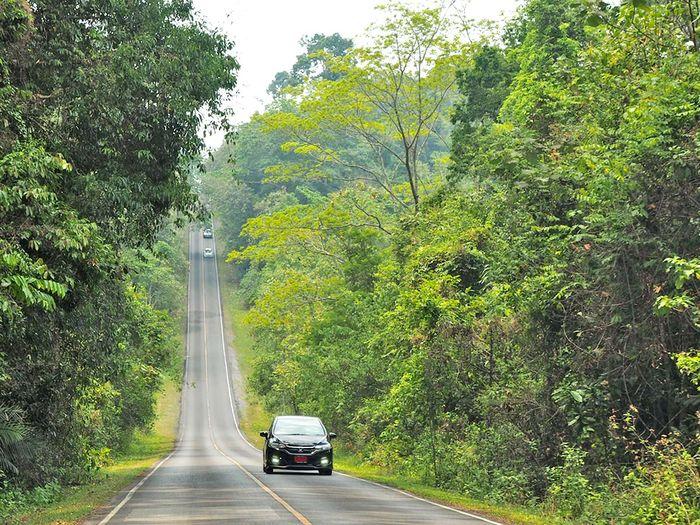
[16,379,181,525]
[214,267,558,525]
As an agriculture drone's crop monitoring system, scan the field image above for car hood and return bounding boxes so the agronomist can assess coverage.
[275,434,328,446]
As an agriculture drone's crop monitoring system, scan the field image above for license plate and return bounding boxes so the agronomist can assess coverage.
[293,456,308,464]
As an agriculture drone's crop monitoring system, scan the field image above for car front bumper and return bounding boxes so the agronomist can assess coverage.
[266,448,333,470]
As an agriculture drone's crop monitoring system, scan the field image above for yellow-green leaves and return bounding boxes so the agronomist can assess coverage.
[259,2,470,210]
[654,257,700,322]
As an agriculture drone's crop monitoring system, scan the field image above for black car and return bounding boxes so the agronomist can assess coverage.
[260,416,336,475]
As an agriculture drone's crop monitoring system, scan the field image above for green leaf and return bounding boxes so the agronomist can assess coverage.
[585,14,604,27]
[570,390,584,403]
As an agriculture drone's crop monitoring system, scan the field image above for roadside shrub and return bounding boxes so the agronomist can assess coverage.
[0,477,61,522]
[618,436,699,525]
[450,423,536,505]
[575,434,700,525]
[544,444,591,519]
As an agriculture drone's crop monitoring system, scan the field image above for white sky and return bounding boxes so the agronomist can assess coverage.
[193,0,521,149]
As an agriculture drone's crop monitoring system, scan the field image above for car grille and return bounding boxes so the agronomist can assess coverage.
[286,446,315,454]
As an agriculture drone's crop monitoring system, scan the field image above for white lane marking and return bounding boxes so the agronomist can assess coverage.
[334,472,503,525]
[210,232,260,452]
[211,438,313,525]
[202,242,312,525]
[97,229,200,525]
[96,451,177,525]
[209,229,502,525]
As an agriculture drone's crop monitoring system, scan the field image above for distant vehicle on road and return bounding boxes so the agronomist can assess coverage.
[260,416,336,475]
[203,247,214,258]
[203,228,213,238]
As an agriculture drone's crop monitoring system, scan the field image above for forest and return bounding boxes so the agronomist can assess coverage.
[0,0,236,518]
[203,0,700,522]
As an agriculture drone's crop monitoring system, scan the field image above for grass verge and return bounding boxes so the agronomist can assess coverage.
[15,379,180,525]
[216,270,560,525]
[332,450,564,525]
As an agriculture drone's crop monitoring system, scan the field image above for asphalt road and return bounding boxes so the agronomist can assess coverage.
[87,229,500,525]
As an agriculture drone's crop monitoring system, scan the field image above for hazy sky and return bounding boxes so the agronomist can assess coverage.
[192,0,521,149]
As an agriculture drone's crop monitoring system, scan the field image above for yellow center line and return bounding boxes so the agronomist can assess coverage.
[200,248,312,525]
[210,440,312,525]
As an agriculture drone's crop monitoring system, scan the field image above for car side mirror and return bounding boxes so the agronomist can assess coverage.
[259,431,269,438]
[328,432,337,440]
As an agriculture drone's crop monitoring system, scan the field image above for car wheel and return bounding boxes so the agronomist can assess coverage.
[318,468,332,476]
[263,465,274,474]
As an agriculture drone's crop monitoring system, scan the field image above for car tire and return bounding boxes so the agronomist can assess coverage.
[318,468,332,476]
[263,465,274,474]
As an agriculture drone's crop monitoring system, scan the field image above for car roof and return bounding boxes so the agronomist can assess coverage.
[275,415,320,421]
[273,415,324,426]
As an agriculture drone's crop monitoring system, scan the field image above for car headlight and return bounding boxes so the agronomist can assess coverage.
[269,438,286,450]
[314,443,331,451]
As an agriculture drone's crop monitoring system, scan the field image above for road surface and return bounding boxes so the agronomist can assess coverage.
[87,229,500,525]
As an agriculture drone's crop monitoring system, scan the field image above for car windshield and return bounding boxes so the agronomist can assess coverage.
[274,417,325,436]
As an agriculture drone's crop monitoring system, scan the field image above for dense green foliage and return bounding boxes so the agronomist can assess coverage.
[207,1,699,522]
[0,0,236,507]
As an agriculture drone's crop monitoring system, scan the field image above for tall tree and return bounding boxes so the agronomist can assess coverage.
[0,0,237,487]
[268,33,353,97]
[261,3,468,211]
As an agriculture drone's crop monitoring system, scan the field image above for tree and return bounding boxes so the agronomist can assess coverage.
[268,33,353,96]
[24,0,238,246]
[261,3,468,211]
[0,0,237,488]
